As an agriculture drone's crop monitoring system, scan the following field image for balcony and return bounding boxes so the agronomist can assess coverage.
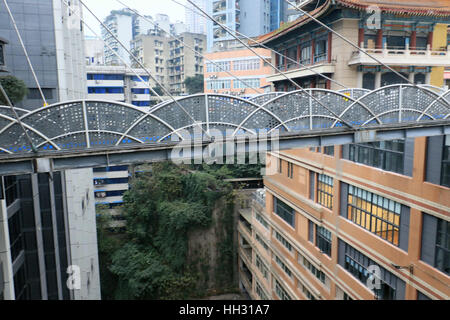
[267,62,335,83]
[349,43,450,67]
[213,0,226,13]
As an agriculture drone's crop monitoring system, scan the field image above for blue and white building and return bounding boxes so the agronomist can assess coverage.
[86,65,152,108]
[206,0,292,52]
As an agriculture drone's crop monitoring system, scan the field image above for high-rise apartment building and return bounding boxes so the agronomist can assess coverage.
[206,0,297,52]
[256,0,450,91]
[0,0,86,110]
[0,170,101,300]
[131,32,206,95]
[167,32,206,95]
[185,0,207,34]
[102,9,187,67]
[238,135,450,300]
[206,0,273,52]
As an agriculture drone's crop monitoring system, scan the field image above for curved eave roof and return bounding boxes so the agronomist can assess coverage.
[257,0,450,45]
[340,0,450,17]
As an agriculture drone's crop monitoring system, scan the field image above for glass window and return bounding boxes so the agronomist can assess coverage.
[299,253,326,284]
[442,136,450,188]
[347,185,402,246]
[0,43,4,66]
[287,162,294,179]
[346,140,405,174]
[316,226,332,257]
[314,38,327,63]
[435,218,450,275]
[275,231,293,252]
[233,78,260,89]
[255,255,269,279]
[323,146,334,156]
[275,280,291,300]
[340,240,402,300]
[317,174,333,210]
[255,213,269,230]
[256,281,269,300]
[273,197,295,228]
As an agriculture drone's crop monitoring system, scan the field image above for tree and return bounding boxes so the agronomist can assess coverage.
[152,86,165,96]
[0,75,28,105]
[184,75,204,94]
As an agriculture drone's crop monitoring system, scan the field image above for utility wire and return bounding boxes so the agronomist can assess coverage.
[61,0,158,104]
[116,0,262,95]
[182,0,356,130]
[174,0,348,89]
[78,0,211,139]
[0,82,37,152]
[285,0,450,112]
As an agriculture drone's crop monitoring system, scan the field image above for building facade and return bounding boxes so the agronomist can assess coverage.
[85,36,105,66]
[102,9,187,67]
[185,0,207,34]
[0,0,87,110]
[256,0,450,91]
[238,135,450,300]
[0,170,101,300]
[167,32,206,95]
[86,65,152,108]
[206,0,273,52]
[131,32,206,95]
[204,47,273,96]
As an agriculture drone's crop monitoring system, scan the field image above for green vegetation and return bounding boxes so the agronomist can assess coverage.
[184,75,204,94]
[0,75,28,105]
[97,162,244,299]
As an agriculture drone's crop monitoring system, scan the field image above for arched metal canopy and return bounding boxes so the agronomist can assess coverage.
[0,85,449,155]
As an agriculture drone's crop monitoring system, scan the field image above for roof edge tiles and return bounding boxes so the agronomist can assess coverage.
[257,0,450,45]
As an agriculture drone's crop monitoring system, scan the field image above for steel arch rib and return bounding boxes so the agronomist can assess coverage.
[417,89,450,122]
[0,99,149,137]
[157,122,258,142]
[0,113,61,151]
[268,115,340,134]
[36,130,145,149]
[362,109,437,126]
[116,112,185,146]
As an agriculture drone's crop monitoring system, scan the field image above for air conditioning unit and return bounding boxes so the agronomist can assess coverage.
[94,179,106,185]
[95,80,102,84]
[95,192,107,199]
[133,95,138,98]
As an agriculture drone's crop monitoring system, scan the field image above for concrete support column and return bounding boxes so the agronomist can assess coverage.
[311,38,315,64]
[375,72,382,88]
[376,29,383,49]
[357,72,364,88]
[427,31,433,49]
[410,31,417,49]
[327,32,332,63]
[425,72,432,84]
[0,200,14,300]
[31,174,48,300]
[358,28,365,47]
[409,72,415,83]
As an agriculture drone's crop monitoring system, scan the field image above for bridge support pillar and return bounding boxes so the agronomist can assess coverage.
[375,72,382,89]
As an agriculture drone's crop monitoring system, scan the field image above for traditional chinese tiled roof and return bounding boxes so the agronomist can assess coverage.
[339,0,450,17]
[257,0,450,45]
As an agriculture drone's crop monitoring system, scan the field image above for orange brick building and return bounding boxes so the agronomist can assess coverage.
[204,48,273,96]
[238,137,450,300]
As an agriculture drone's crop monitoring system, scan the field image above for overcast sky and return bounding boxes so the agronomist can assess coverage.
[82,0,187,37]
